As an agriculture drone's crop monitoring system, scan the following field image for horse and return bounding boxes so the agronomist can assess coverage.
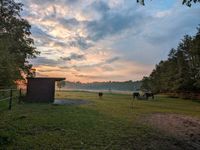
[133,92,140,99]
[144,92,154,100]
[98,92,103,99]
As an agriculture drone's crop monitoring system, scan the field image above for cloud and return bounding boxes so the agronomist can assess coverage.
[30,56,60,66]
[31,25,67,48]
[110,4,200,65]
[58,18,81,29]
[35,72,48,77]
[105,56,120,64]
[90,1,110,13]
[67,35,93,50]
[21,0,200,82]
[26,0,79,6]
[80,1,150,42]
[27,1,149,50]
[39,69,61,72]
[60,53,86,61]
[31,25,53,39]
[71,56,120,70]
[32,24,92,50]
[23,0,149,51]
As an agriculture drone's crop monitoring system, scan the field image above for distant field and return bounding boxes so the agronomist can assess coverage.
[58,88,134,94]
[0,91,200,149]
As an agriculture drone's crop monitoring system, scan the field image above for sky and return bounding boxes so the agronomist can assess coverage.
[20,0,200,82]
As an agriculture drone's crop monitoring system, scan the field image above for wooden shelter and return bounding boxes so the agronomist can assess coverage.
[26,77,65,103]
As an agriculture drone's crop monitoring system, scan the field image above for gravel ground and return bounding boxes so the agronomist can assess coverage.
[53,99,90,105]
[143,113,200,149]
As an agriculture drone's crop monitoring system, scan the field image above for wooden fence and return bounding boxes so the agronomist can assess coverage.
[0,89,23,110]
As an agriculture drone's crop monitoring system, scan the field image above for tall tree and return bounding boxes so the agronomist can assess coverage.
[0,0,39,87]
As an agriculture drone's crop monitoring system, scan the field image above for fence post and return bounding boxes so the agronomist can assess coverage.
[9,89,12,110]
[18,88,22,104]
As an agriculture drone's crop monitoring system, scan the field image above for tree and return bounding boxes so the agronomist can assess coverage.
[0,0,39,87]
[141,76,151,91]
[137,0,200,7]
[56,81,66,90]
[191,27,200,89]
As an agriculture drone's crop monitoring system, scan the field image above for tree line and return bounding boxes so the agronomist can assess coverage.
[141,26,200,94]
[62,81,142,91]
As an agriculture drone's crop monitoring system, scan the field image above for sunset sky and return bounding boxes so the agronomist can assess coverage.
[20,0,200,82]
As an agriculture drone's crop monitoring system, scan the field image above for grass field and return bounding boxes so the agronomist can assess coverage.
[0,91,200,149]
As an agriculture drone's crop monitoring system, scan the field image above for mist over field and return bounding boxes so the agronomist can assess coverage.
[60,80,142,92]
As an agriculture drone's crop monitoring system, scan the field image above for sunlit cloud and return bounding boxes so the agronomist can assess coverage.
[20,0,200,82]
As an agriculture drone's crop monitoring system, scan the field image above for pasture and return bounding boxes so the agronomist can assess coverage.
[0,91,200,149]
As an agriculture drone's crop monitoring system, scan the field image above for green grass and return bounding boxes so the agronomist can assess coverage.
[0,91,200,149]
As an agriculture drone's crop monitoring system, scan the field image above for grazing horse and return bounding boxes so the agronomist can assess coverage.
[98,92,103,99]
[133,92,140,99]
[145,92,154,100]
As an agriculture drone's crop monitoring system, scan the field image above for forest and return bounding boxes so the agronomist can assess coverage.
[141,27,200,98]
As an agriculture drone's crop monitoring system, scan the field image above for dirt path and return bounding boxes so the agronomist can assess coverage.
[143,113,200,149]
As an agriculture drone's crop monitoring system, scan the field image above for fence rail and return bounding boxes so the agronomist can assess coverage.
[0,97,10,102]
[0,88,22,110]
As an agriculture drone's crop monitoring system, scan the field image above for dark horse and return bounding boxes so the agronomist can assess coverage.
[98,92,103,99]
[145,92,154,100]
[133,92,140,99]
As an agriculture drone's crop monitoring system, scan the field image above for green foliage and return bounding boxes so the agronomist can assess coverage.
[182,0,200,6]
[141,77,151,90]
[0,0,39,87]
[142,26,200,93]
[137,0,200,7]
